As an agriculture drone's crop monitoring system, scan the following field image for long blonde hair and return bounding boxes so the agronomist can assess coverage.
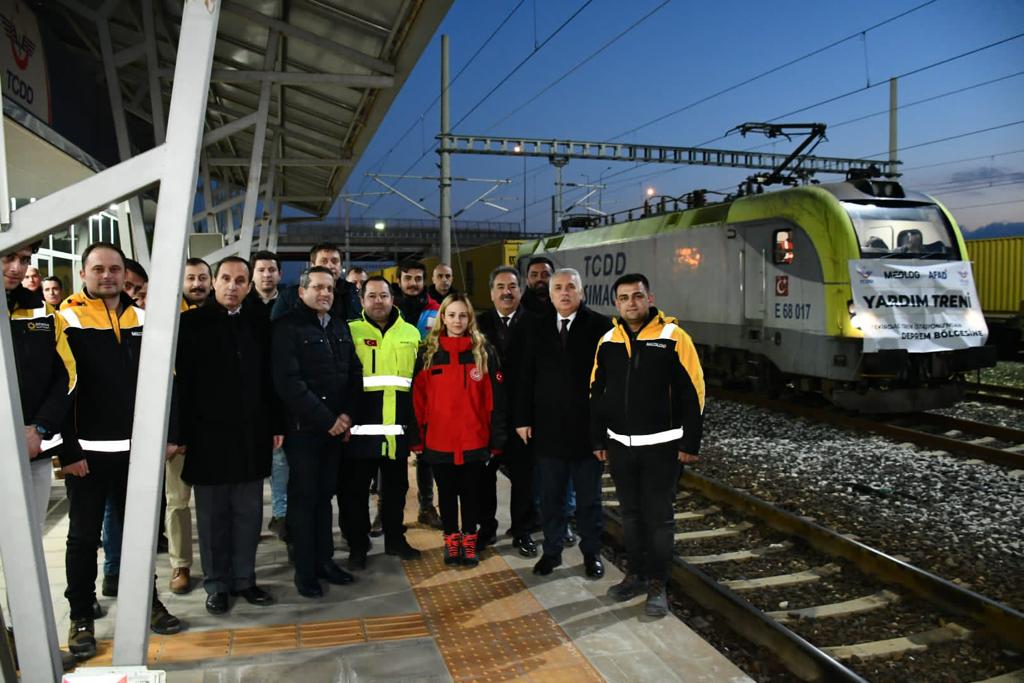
[421,293,489,373]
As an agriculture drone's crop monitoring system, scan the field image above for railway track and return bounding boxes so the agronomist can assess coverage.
[709,388,1024,469]
[964,383,1024,410]
[601,470,1024,682]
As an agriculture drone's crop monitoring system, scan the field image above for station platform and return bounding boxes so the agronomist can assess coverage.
[2,462,752,682]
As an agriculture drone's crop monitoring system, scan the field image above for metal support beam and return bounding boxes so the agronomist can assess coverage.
[98,13,151,269]
[257,137,279,251]
[113,41,147,68]
[114,0,219,662]
[267,199,282,252]
[201,151,217,233]
[439,34,451,265]
[142,0,166,145]
[0,146,166,252]
[236,30,279,262]
[222,1,395,76]
[206,156,353,167]
[159,68,394,87]
[202,112,259,147]
[190,183,266,225]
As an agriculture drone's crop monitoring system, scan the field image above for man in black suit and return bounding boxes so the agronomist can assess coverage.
[476,266,539,556]
[519,256,555,316]
[515,268,612,579]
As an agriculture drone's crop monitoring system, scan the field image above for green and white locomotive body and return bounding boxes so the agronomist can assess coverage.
[520,179,995,412]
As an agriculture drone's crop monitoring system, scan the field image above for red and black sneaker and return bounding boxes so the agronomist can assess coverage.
[461,533,479,567]
[443,533,462,565]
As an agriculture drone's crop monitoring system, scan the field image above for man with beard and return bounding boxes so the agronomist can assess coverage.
[392,259,441,528]
[520,257,555,316]
[476,266,538,555]
[427,263,456,305]
[182,258,211,309]
[164,258,213,595]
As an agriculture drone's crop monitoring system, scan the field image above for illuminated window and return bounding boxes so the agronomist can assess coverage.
[773,230,794,264]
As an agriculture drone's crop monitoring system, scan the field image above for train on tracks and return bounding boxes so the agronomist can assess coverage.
[518,177,997,412]
[965,235,1024,360]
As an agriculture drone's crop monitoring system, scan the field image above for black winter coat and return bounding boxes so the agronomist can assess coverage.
[514,305,612,459]
[176,302,280,486]
[272,303,362,434]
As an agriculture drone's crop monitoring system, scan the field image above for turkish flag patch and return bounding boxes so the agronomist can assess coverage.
[364,339,378,347]
[495,371,504,383]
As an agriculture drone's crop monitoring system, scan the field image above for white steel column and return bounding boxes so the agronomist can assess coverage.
[0,291,60,682]
[113,0,220,664]
[256,137,278,251]
[98,13,151,270]
[267,200,282,252]
[202,151,218,233]
[142,0,166,145]
[237,30,279,261]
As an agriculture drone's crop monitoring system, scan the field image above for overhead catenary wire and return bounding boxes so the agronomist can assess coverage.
[357,0,597,219]
[484,0,672,132]
[949,197,1024,210]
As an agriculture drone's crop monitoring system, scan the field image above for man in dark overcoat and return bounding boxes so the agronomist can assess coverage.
[476,265,539,556]
[177,256,282,615]
[515,268,612,579]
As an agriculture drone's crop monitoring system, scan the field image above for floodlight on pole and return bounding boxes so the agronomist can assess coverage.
[374,220,386,231]
[645,186,656,197]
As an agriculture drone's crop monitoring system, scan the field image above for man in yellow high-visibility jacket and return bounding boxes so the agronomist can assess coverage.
[344,276,423,569]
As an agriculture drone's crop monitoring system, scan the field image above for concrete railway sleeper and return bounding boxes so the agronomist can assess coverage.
[600,469,1024,681]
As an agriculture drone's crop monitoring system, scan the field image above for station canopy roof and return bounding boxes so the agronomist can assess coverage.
[51,0,451,218]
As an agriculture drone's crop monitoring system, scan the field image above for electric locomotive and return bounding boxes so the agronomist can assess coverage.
[519,178,997,412]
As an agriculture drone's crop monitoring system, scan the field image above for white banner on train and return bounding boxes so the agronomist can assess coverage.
[848,259,988,353]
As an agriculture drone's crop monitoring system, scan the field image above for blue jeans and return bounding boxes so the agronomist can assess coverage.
[102,496,122,577]
[270,447,288,519]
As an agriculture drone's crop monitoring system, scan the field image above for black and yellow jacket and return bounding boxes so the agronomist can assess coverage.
[59,289,146,461]
[7,285,76,456]
[589,307,705,454]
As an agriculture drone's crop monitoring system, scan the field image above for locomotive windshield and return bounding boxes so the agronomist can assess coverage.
[842,201,959,260]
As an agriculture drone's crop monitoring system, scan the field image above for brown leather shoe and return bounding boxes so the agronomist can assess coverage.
[170,567,192,595]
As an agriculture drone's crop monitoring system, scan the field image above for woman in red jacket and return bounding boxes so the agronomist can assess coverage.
[412,294,506,566]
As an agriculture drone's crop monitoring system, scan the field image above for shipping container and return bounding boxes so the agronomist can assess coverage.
[966,236,1024,315]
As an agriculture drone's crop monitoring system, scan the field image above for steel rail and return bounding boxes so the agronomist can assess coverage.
[602,508,867,683]
[681,470,1024,651]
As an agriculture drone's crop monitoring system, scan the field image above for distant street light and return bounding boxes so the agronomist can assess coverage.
[645,186,656,197]
[374,220,386,231]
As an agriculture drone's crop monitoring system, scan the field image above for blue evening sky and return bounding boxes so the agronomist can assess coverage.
[336,0,1024,234]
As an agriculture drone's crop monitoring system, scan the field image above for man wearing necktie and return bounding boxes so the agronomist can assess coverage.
[514,268,612,579]
[477,267,540,555]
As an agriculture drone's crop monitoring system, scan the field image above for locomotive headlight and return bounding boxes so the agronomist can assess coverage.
[850,313,863,330]
[847,300,856,316]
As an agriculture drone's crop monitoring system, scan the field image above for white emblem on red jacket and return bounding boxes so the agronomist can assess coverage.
[470,368,483,382]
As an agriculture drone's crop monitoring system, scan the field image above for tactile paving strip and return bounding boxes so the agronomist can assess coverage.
[403,549,604,682]
[80,612,430,666]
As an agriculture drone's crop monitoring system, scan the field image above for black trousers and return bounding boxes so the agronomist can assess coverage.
[607,443,681,581]
[416,459,434,509]
[433,461,487,535]
[536,455,603,559]
[340,457,409,552]
[194,479,263,594]
[64,453,159,620]
[479,440,535,539]
[285,433,340,582]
